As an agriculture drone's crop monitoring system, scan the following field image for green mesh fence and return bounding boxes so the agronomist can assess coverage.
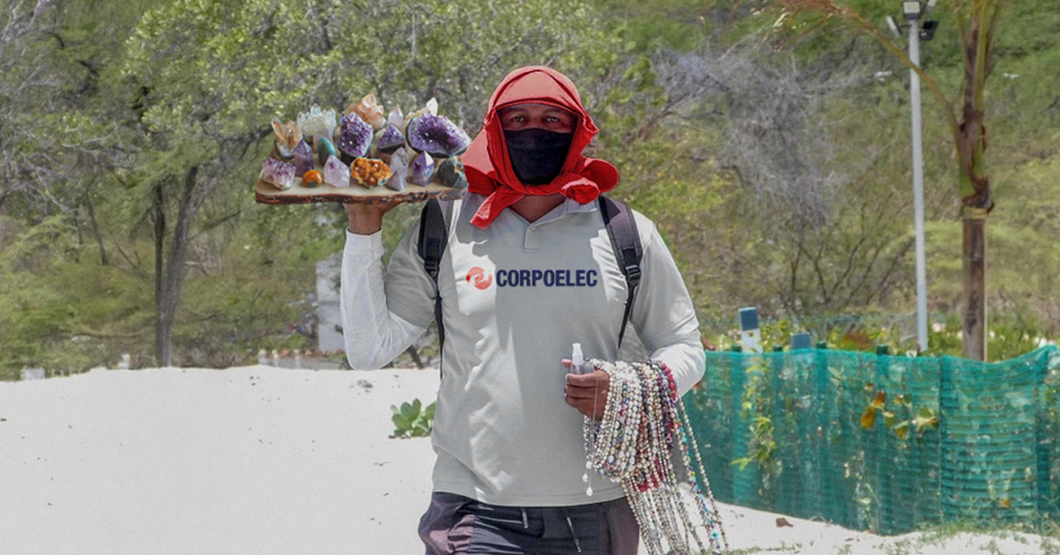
[683,345,1060,534]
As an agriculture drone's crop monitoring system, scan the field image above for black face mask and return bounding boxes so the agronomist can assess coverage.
[503,128,574,185]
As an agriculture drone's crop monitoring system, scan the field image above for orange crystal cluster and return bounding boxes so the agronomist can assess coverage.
[350,157,392,188]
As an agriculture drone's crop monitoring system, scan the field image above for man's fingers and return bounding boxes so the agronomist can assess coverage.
[564,395,602,418]
[564,381,607,396]
[564,368,609,419]
[564,396,606,419]
[564,384,597,399]
[565,370,607,387]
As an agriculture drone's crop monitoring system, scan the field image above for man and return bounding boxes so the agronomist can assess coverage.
[341,66,704,555]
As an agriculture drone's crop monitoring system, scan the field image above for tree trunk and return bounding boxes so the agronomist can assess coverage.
[153,181,169,366]
[155,165,205,367]
[962,208,988,361]
[955,5,997,362]
[84,184,108,265]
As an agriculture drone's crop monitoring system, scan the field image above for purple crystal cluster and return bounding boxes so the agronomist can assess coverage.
[293,140,313,176]
[409,152,435,187]
[406,113,471,159]
[337,113,373,161]
[260,158,296,190]
[263,98,474,194]
[376,125,405,154]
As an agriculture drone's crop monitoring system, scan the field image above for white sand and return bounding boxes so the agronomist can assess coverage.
[1,366,1054,555]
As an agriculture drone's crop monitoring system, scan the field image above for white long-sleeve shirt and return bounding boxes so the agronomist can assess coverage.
[341,193,704,506]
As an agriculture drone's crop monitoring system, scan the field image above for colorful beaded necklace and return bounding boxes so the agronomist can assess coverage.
[583,359,728,555]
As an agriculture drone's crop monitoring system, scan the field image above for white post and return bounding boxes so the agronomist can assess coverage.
[739,307,762,354]
[909,19,929,352]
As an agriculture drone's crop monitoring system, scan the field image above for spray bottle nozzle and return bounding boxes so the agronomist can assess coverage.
[572,343,585,374]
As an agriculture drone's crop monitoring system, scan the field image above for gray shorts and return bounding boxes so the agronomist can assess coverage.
[417,492,640,555]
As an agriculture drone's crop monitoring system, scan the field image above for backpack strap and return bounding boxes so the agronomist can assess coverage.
[418,199,449,353]
[598,196,643,348]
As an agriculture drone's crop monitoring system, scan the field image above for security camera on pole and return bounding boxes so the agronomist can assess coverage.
[886,1,938,353]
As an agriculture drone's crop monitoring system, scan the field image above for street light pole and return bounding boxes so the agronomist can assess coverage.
[903,1,929,352]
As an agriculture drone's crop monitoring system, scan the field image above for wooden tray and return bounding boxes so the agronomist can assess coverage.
[255,157,467,205]
[255,179,467,204]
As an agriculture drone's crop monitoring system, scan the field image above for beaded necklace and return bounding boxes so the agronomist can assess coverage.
[584,359,728,555]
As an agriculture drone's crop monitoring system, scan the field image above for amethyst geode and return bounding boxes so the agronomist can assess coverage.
[260,158,296,190]
[336,113,373,161]
[376,125,405,155]
[405,113,471,159]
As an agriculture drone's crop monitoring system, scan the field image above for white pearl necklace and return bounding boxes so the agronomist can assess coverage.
[583,359,728,555]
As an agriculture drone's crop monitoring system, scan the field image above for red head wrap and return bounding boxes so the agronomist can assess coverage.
[462,67,619,228]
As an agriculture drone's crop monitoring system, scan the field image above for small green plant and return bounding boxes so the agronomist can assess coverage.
[390,398,435,438]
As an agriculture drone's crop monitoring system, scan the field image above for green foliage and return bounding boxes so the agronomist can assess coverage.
[123,0,619,139]
[114,0,621,364]
[602,0,1058,351]
[594,0,710,52]
[918,312,1054,362]
[390,398,435,438]
[2,0,1058,373]
[0,216,152,377]
[169,220,326,367]
[732,359,779,480]
[859,385,939,442]
[703,309,1055,363]
[0,0,621,372]
[987,314,1049,362]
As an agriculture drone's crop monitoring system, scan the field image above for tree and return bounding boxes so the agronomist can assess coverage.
[586,41,956,343]
[0,0,168,377]
[769,0,1009,359]
[118,0,617,365]
[0,0,62,214]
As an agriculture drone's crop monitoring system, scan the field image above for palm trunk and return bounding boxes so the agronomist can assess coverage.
[962,209,988,360]
[957,8,994,361]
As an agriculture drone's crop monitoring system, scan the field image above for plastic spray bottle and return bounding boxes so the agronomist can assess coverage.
[571,343,585,374]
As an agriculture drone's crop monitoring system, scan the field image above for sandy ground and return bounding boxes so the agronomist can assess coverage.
[1,366,1055,555]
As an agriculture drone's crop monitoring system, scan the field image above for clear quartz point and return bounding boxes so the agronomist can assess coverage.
[387,147,410,191]
[387,107,404,128]
[322,155,350,187]
[297,105,337,143]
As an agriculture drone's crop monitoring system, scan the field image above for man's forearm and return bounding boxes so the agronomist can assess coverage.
[340,231,425,368]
